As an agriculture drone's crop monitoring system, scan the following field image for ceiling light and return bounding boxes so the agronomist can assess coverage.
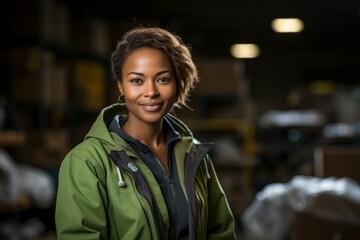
[271,18,304,33]
[230,43,260,59]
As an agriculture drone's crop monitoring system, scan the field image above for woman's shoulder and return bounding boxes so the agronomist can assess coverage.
[62,137,112,168]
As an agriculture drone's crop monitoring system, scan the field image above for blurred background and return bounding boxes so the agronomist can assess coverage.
[1,0,360,239]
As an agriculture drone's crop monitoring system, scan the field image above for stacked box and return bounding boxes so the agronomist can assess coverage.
[42,0,71,44]
[10,0,36,38]
[28,129,70,167]
[193,59,248,96]
[314,147,360,183]
[215,159,255,218]
[43,64,68,106]
[9,47,68,106]
[11,0,70,44]
[74,59,107,110]
[9,47,53,104]
[293,211,360,240]
[73,18,110,56]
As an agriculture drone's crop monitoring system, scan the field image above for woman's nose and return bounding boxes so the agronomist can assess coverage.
[144,82,159,97]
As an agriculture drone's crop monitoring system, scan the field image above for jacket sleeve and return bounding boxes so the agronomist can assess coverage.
[206,158,237,239]
[55,149,108,240]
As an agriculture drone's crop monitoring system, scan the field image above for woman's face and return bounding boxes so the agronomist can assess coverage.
[118,47,177,125]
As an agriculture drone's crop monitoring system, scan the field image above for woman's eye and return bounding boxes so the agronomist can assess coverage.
[157,78,170,84]
[130,78,143,85]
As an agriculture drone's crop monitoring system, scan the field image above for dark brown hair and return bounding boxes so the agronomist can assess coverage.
[111,27,199,108]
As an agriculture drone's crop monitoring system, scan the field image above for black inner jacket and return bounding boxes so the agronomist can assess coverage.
[109,115,190,240]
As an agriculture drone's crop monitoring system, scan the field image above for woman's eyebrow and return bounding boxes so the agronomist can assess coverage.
[127,72,144,76]
[127,70,172,77]
[156,70,172,76]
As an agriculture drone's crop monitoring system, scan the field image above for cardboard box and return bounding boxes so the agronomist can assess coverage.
[10,48,68,106]
[314,147,360,183]
[9,47,55,74]
[10,0,37,38]
[73,18,110,56]
[293,212,360,240]
[28,129,70,167]
[74,59,107,110]
[43,64,68,106]
[193,59,248,96]
[11,0,70,43]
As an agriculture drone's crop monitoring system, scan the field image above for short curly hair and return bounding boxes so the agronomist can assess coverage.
[111,27,199,108]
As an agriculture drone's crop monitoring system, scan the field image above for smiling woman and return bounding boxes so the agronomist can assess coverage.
[55,27,236,240]
[119,47,177,126]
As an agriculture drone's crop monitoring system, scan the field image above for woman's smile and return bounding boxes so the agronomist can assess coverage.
[118,47,177,124]
[139,102,164,112]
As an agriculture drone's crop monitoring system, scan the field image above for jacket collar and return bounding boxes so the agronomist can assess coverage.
[85,103,194,151]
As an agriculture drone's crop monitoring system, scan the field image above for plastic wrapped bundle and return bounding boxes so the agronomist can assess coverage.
[242,176,360,240]
[17,164,55,209]
[0,148,55,209]
[0,149,21,204]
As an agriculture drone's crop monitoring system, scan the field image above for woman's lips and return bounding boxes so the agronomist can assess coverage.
[140,102,163,112]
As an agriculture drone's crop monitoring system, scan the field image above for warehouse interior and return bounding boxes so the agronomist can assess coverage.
[1,0,360,239]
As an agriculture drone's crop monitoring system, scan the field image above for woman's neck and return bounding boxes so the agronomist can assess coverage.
[122,118,164,148]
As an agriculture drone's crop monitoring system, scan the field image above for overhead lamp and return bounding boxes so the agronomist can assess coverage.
[230,43,260,59]
[271,18,304,33]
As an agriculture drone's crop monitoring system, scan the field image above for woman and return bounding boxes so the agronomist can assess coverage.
[55,27,236,240]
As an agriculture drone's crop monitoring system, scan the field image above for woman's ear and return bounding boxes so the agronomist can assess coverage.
[117,81,123,96]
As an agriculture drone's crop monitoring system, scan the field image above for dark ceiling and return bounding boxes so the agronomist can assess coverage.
[59,0,360,110]
[66,0,360,58]
[4,0,360,110]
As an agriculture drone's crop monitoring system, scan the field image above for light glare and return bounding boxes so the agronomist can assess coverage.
[230,44,260,59]
[271,18,304,33]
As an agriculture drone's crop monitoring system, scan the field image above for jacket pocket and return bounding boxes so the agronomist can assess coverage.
[108,193,154,239]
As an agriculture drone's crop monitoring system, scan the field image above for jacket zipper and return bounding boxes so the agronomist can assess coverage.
[153,154,178,240]
[185,143,214,240]
[168,175,177,240]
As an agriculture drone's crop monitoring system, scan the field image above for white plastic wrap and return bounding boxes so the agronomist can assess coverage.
[17,165,56,209]
[0,148,55,209]
[0,149,21,204]
[242,176,360,240]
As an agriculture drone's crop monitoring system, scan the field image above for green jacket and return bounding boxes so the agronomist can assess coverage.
[55,104,236,240]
